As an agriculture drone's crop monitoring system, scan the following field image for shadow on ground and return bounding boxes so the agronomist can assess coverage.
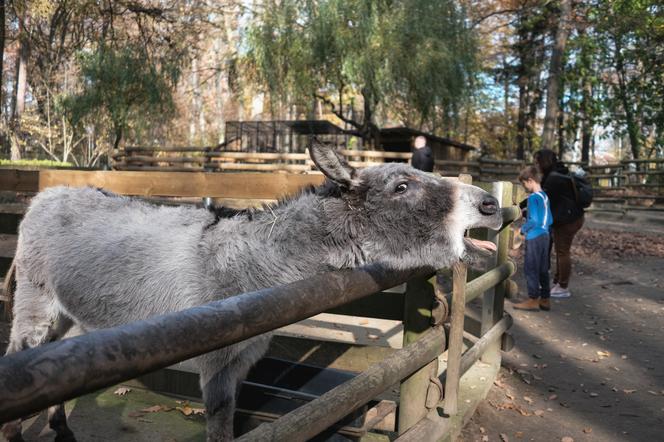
[461,248,664,442]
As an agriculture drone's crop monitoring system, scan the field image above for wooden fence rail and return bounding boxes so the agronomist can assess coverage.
[0,168,521,440]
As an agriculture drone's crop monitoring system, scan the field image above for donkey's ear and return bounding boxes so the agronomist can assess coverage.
[309,141,358,189]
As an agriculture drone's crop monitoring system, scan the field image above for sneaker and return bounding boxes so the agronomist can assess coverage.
[550,285,571,298]
[513,298,541,311]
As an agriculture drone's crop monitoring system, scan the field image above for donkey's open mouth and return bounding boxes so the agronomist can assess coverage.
[464,237,498,255]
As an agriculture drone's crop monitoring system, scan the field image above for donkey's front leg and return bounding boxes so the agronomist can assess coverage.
[201,367,238,442]
[198,352,255,442]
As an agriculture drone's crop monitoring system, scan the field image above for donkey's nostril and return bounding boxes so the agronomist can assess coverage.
[479,196,498,215]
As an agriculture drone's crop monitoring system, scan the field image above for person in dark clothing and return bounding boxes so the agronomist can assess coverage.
[532,149,585,298]
[411,136,434,172]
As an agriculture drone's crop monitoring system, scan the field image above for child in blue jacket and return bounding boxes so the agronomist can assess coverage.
[514,166,554,311]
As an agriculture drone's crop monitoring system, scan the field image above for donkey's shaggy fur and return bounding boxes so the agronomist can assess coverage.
[3,146,502,441]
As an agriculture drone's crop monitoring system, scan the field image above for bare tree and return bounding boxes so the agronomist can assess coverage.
[541,0,573,153]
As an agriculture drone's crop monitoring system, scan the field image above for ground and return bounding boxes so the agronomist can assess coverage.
[1,219,664,441]
[461,219,664,442]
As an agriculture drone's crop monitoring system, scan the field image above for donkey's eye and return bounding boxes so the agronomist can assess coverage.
[395,183,408,194]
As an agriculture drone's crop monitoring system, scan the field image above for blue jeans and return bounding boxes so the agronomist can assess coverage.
[525,233,550,299]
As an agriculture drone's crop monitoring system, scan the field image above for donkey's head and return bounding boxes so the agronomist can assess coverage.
[310,143,503,270]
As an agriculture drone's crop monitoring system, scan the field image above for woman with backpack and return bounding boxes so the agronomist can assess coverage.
[533,149,587,298]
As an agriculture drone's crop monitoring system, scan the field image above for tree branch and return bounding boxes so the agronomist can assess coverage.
[314,93,362,130]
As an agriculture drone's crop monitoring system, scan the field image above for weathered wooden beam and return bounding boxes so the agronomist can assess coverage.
[481,182,512,365]
[394,314,513,442]
[0,264,426,424]
[236,326,445,442]
[443,261,468,416]
[0,169,39,193]
[339,149,412,160]
[442,173,473,416]
[0,169,326,198]
[123,155,207,164]
[463,261,516,304]
[125,146,212,153]
[398,276,438,434]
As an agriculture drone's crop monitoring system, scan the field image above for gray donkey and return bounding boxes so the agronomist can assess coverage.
[2,144,502,442]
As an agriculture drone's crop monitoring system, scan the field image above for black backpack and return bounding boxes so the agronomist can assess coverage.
[549,171,594,209]
[571,174,593,208]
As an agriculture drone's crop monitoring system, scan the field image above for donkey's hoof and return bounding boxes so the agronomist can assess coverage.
[54,432,77,442]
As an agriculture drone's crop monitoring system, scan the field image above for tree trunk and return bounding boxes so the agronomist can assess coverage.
[580,80,592,164]
[557,102,565,155]
[614,37,640,159]
[516,79,527,160]
[13,17,29,121]
[0,0,5,119]
[541,0,572,151]
[113,126,123,151]
[361,88,380,149]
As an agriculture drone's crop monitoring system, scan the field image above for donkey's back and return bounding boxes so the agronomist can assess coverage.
[14,186,216,331]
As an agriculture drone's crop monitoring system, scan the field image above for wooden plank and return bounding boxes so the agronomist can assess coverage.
[434,160,480,168]
[443,261,468,416]
[326,291,405,321]
[481,182,512,366]
[339,150,412,160]
[0,169,40,193]
[398,276,438,434]
[114,165,207,172]
[32,170,325,199]
[207,152,310,161]
[212,163,313,172]
[125,146,212,153]
[442,173,472,417]
[124,156,207,164]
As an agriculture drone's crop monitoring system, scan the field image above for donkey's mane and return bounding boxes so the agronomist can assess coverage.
[206,179,344,226]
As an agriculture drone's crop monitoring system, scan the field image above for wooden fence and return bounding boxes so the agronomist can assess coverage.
[113,147,663,198]
[437,158,664,212]
[112,146,414,172]
[0,169,520,440]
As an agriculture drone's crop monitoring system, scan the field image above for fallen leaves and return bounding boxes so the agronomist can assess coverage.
[176,405,205,416]
[489,400,532,416]
[127,401,205,420]
[573,229,664,259]
[141,405,173,413]
[113,387,132,396]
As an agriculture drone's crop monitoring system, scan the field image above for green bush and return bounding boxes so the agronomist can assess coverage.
[0,159,73,168]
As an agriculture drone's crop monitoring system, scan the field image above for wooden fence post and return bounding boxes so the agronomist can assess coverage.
[442,173,472,416]
[481,181,512,365]
[398,275,440,434]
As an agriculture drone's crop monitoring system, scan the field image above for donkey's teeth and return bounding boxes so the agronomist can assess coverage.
[467,238,497,252]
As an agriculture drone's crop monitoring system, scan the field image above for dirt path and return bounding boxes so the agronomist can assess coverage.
[461,224,664,442]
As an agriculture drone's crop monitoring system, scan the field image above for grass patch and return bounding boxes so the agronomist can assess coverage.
[0,159,73,168]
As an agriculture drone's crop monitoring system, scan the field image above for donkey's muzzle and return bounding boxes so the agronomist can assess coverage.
[479,195,499,215]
